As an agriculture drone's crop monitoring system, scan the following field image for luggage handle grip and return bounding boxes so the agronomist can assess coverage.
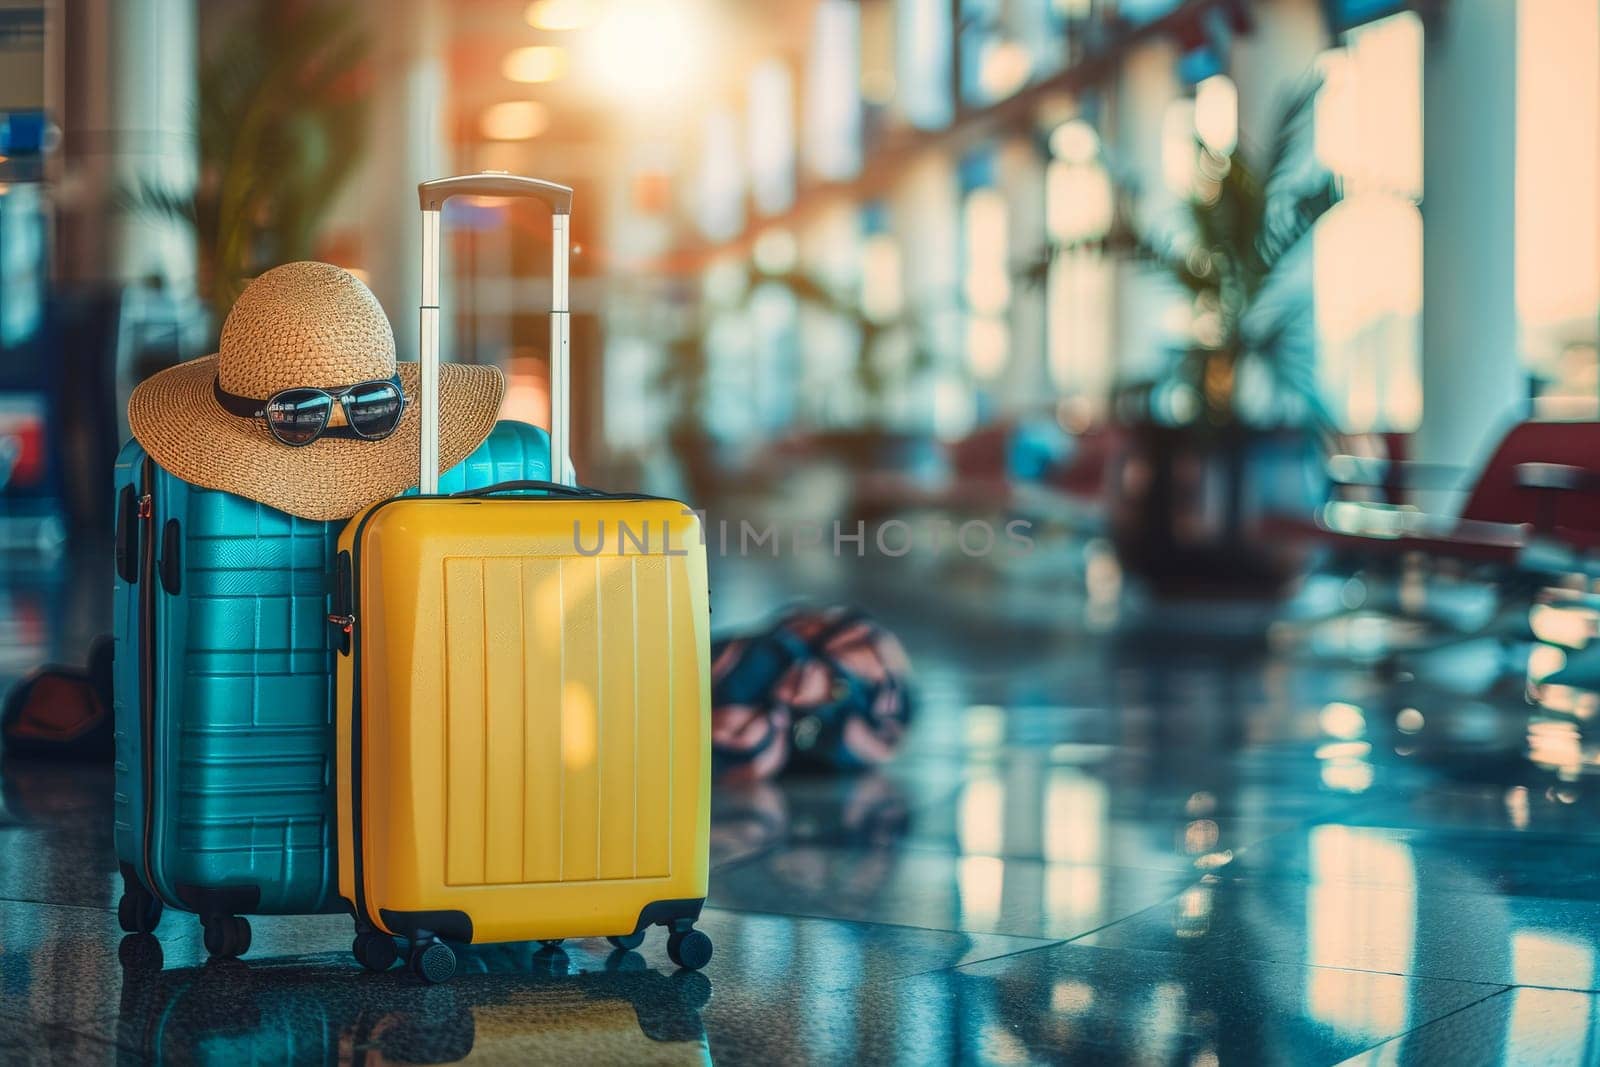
[449,479,602,499]
[418,174,572,214]
[447,479,669,503]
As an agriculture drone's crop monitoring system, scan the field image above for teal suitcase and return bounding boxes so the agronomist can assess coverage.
[112,419,550,958]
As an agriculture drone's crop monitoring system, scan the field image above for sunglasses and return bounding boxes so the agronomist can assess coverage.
[213,374,408,447]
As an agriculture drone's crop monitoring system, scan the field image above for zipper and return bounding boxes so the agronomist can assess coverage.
[346,495,402,930]
[135,457,167,907]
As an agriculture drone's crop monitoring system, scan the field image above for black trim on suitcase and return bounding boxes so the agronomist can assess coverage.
[630,898,705,935]
[332,551,353,657]
[346,495,405,937]
[175,882,261,915]
[135,457,172,909]
[379,908,473,944]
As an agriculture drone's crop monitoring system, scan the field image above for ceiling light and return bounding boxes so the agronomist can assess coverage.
[481,101,550,141]
[525,0,591,31]
[580,0,707,102]
[503,45,568,84]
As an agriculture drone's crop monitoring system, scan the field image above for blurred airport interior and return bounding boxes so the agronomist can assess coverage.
[4,0,1600,1062]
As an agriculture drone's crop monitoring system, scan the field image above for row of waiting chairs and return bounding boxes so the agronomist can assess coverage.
[1262,422,1600,718]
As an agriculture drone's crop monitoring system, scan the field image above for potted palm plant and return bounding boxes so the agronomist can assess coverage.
[1106,81,1339,599]
[130,1,372,323]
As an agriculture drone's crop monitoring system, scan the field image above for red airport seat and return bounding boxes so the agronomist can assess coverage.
[1288,421,1600,569]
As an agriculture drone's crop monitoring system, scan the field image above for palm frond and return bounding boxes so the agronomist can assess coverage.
[117,180,197,223]
[1257,174,1340,272]
[1256,76,1325,205]
[1108,68,1339,430]
[180,0,372,319]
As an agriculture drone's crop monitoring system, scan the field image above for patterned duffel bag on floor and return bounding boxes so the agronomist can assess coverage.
[709,606,913,784]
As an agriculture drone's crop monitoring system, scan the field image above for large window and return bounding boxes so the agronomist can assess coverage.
[1517,0,1600,417]
[1044,118,1115,412]
[697,107,744,240]
[963,186,1011,383]
[804,0,862,181]
[748,60,796,215]
[896,0,954,129]
[890,152,966,436]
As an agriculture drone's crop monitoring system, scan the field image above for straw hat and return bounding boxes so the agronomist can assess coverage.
[128,261,505,521]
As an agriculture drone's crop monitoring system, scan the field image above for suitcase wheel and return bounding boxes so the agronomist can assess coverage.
[606,932,646,952]
[410,939,456,984]
[116,879,163,935]
[666,928,713,971]
[353,931,399,972]
[201,915,251,960]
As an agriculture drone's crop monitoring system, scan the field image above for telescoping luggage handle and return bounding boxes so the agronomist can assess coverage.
[417,172,574,494]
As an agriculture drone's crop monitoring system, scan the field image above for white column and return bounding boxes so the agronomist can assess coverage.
[54,0,197,291]
[361,0,448,361]
[1415,0,1524,472]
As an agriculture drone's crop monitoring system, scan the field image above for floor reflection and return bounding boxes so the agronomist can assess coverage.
[113,940,712,1065]
[6,550,1600,1062]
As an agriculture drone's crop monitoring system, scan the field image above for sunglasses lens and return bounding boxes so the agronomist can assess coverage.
[265,390,333,446]
[343,380,405,439]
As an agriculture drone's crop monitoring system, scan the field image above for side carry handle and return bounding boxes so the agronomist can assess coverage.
[115,486,138,583]
[449,479,602,499]
[158,520,182,596]
[448,479,669,503]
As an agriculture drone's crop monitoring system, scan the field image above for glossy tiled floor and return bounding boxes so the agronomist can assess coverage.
[4,547,1600,1064]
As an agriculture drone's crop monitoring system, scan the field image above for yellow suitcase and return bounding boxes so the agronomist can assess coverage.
[335,174,711,983]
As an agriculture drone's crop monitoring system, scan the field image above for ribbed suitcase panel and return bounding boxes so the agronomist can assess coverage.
[442,552,675,887]
[632,558,674,878]
[442,557,485,887]
[482,556,526,886]
[168,486,342,912]
[558,557,601,883]
[596,554,639,881]
[521,560,565,884]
